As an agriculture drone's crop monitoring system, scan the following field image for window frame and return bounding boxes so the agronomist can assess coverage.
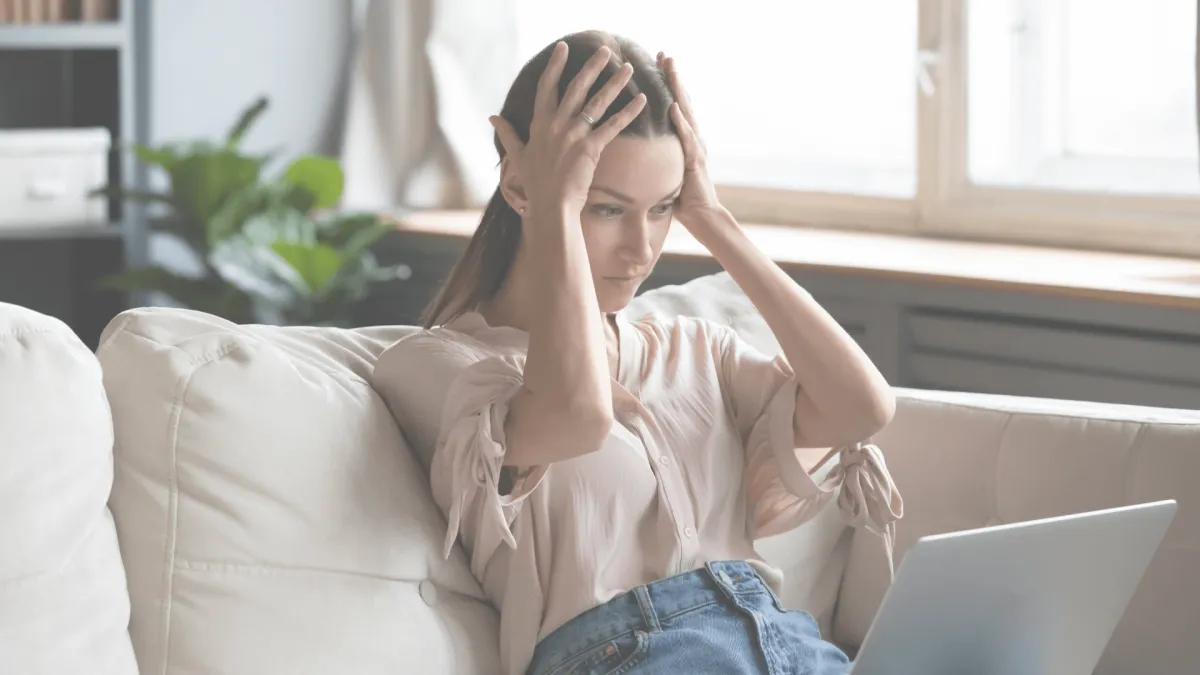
[713,0,1200,258]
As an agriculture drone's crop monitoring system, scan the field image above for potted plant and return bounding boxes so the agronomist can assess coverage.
[96,95,407,326]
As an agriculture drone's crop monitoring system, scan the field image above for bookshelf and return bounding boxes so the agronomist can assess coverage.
[0,22,124,48]
[0,0,150,347]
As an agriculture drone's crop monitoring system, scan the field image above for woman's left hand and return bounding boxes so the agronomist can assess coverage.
[659,52,724,229]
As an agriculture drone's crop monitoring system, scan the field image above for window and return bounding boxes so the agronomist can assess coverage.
[514,1,918,199]
[512,0,1200,256]
[967,0,1199,196]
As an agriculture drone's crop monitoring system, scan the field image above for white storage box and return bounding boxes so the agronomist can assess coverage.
[0,127,112,229]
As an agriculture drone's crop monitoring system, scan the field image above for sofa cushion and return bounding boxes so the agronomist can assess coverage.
[97,308,499,675]
[0,302,138,674]
[625,272,853,638]
[835,388,1200,675]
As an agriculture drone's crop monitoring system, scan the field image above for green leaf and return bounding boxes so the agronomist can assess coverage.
[206,185,268,246]
[282,155,344,209]
[337,220,391,263]
[276,181,316,214]
[270,241,344,293]
[169,150,264,224]
[316,211,384,248]
[132,144,180,172]
[241,208,317,247]
[209,237,307,304]
[205,182,300,246]
[226,96,269,148]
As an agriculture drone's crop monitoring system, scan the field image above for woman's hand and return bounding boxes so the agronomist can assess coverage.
[658,52,724,229]
[491,42,647,218]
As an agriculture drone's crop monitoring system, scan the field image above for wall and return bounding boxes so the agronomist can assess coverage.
[144,0,356,280]
[148,0,354,160]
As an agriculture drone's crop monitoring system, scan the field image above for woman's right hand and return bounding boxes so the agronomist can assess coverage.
[490,42,647,216]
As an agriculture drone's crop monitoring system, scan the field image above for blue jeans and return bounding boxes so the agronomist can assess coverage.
[526,561,854,675]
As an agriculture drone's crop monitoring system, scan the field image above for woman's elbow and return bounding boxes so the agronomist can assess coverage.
[528,377,614,447]
[560,400,614,449]
[862,388,897,437]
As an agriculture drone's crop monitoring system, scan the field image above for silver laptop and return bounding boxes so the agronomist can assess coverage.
[848,499,1177,675]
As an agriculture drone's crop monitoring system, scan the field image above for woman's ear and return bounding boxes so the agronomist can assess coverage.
[498,156,528,214]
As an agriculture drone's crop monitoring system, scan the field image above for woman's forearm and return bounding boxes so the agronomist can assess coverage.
[519,205,613,427]
[687,207,895,449]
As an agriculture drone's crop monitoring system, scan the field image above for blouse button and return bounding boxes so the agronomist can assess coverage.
[658,456,670,467]
[684,527,695,538]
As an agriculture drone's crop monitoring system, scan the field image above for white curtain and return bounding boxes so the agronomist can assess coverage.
[339,0,521,210]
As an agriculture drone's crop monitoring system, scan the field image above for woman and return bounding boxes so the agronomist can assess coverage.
[378,30,903,675]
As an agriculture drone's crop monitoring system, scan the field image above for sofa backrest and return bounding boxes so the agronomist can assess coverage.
[0,302,138,674]
[97,307,500,675]
[838,388,1200,675]
[94,273,854,674]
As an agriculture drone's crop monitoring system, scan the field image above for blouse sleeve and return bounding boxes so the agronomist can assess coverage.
[429,354,549,580]
[715,324,903,573]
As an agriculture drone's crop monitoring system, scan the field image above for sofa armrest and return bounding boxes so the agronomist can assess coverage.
[832,387,1200,675]
[0,302,138,674]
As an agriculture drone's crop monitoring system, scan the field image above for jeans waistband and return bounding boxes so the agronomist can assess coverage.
[530,561,775,672]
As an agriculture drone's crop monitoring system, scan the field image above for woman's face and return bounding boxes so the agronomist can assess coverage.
[581,134,685,313]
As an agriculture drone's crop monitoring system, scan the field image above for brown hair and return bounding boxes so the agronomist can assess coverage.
[419,30,677,328]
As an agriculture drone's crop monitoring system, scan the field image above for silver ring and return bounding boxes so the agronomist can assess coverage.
[578,112,597,126]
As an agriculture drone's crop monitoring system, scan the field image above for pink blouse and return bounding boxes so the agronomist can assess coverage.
[373,310,902,675]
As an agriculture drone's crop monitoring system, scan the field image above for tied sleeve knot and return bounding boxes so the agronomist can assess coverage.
[433,355,530,571]
[828,442,905,580]
[442,406,514,559]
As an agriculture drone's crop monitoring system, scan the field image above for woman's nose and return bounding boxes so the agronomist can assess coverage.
[622,216,654,264]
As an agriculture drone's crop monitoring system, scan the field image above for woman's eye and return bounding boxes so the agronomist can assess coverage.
[651,202,675,216]
[593,205,622,218]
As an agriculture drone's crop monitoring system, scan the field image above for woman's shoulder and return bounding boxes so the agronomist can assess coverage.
[375,323,513,378]
[372,321,524,467]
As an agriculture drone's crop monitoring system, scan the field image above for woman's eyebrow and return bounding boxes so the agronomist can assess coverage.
[590,183,684,203]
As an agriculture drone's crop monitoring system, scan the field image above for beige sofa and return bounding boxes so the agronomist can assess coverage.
[1,272,1197,675]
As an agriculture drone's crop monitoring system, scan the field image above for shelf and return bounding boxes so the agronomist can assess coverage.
[0,22,125,50]
[399,209,1200,311]
[0,222,123,240]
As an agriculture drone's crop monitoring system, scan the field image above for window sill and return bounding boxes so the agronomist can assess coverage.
[392,209,1200,311]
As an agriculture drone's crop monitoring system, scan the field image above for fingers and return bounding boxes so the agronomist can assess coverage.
[488,115,525,158]
[557,46,614,126]
[533,42,568,124]
[591,93,648,146]
[658,52,699,134]
[669,102,703,167]
[578,62,634,125]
